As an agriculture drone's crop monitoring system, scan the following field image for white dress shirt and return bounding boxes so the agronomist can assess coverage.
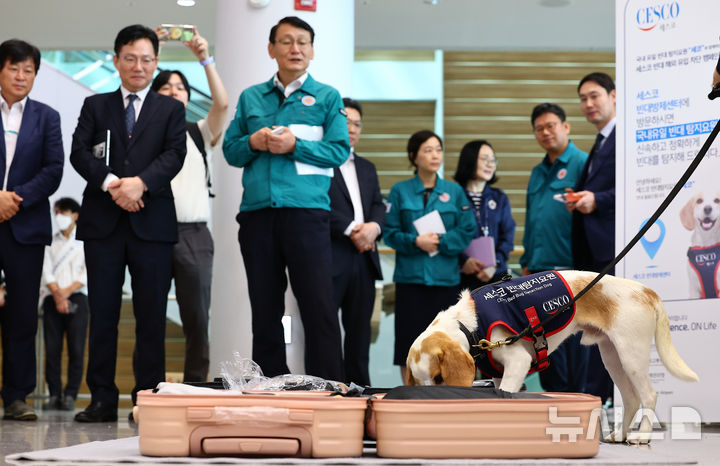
[1,94,28,191]
[172,118,213,222]
[41,226,87,294]
[273,72,308,98]
[339,151,366,236]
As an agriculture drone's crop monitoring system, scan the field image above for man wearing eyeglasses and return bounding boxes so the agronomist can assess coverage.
[70,24,186,422]
[521,103,587,277]
[223,16,349,381]
[328,98,384,387]
[522,103,589,396]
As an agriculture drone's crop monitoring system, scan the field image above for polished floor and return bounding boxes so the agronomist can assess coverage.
[2,406,720,465]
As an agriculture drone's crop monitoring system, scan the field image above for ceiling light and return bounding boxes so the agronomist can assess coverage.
[177,0,196,6]
[423,0,439,5]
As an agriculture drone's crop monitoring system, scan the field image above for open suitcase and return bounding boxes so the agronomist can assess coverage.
[371,388,602,459]
[134,389,368,458]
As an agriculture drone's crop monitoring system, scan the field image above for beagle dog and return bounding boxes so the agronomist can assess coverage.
[405,270,699,443]
[680,192,720,299]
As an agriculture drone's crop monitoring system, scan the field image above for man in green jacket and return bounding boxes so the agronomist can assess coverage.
[223,16,349,380]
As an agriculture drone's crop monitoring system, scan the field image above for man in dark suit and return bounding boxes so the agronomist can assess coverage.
[568,72,616,275]
[0,39,64,421]
[566,72,617,404]
[70,25,186,422]
[329,98,385,387]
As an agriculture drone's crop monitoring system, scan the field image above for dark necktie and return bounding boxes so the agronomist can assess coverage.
[125,94,138,137]
[587,132,605,175]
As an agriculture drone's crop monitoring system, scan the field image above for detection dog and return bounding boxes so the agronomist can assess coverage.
[680,192,720,299]
[405,270,699,443]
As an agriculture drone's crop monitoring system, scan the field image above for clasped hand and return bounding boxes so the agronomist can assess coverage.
[108,177,145,212]
[0,191,23,222]
[249,126,297,154]
[415,232,440,253]
[351,222,379,253]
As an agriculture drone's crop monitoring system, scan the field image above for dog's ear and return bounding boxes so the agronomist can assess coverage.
[438,339,476,387]
[680,195,699,230]
[405,348,418,385]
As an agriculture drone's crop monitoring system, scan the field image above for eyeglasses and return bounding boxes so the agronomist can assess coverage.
[533,121,559,134]
[119,55,157,66]
[275,37,312,48]
[479,156,498,165]
[347,119,363,130]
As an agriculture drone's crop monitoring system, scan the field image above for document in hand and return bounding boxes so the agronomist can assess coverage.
[464,236,496,267]
[288,124,333,177]
[413,210,446,257]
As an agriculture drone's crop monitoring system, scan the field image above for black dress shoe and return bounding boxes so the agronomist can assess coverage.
[74,402,118,422]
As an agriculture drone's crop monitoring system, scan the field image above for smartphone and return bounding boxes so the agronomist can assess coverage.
[160,24,194,42]
[271,127,285,135]
[552,192,582,203]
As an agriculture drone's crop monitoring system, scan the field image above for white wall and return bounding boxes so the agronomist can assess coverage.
[30,61,94,206]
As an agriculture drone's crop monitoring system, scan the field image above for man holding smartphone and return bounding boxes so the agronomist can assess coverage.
[223,16,349,380]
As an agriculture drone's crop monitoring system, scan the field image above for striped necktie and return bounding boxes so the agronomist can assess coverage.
[125,94,138,137]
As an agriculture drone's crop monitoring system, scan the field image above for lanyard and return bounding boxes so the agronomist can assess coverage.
[470,191,490,237]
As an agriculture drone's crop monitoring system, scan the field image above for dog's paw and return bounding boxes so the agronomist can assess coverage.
[603,429,626,443]
[626,431,653,445]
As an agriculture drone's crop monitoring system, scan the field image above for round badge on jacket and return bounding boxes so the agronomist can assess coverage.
[557,168,568,180]
[488,200,497,210]
[439,192,450,202]
[302,96,316,106]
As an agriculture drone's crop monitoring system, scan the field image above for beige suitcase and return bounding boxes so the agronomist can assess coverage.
[135,389,367,458]
[371,391,602,459]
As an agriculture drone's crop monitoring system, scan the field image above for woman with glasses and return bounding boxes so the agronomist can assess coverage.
[453,140,515,291]
[384,130,475,382]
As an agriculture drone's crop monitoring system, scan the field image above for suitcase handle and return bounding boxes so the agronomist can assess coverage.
[189,425,313,457]
[187,406,314,426]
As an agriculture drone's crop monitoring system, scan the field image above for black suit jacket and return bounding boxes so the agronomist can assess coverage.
[69,89,186,243]
[573,127,616,268]
[329,153,385,280]
[0,98,64,245]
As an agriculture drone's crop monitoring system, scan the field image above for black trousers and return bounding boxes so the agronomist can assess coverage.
[83,214,172,405]
[332,253,376,387]
[0,222,44,406]
[172,223,213,382]
[43,293,89,398]
[237,208,344,381]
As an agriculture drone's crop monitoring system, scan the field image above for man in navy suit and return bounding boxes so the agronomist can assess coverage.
[568,72,616,275]
[70,25,186,422]
[567,72,616,403]
[329,98,385,387]
[0,39,64,420]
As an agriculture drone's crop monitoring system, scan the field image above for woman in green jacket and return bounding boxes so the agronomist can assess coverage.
[385,130,476,381]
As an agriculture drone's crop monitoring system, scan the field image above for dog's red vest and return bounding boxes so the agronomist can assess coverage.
[469,271,576,378]
[687,243,720,299]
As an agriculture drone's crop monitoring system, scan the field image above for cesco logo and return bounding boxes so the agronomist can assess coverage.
[542,295,570,314]
[636,2,680,31]
[695,252,717,266]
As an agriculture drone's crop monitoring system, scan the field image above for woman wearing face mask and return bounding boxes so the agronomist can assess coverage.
[384,130,476,382]
[454,140,515,291]
[150,26,228,382]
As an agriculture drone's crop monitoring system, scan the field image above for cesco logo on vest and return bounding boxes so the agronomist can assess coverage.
[694,252,717,267]
[542,295,571,314]
[636,2,680,31]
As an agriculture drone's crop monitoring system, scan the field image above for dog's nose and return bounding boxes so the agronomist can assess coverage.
[704,205,713,215]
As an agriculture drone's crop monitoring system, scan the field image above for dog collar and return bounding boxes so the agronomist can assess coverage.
[458,321,485,362]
